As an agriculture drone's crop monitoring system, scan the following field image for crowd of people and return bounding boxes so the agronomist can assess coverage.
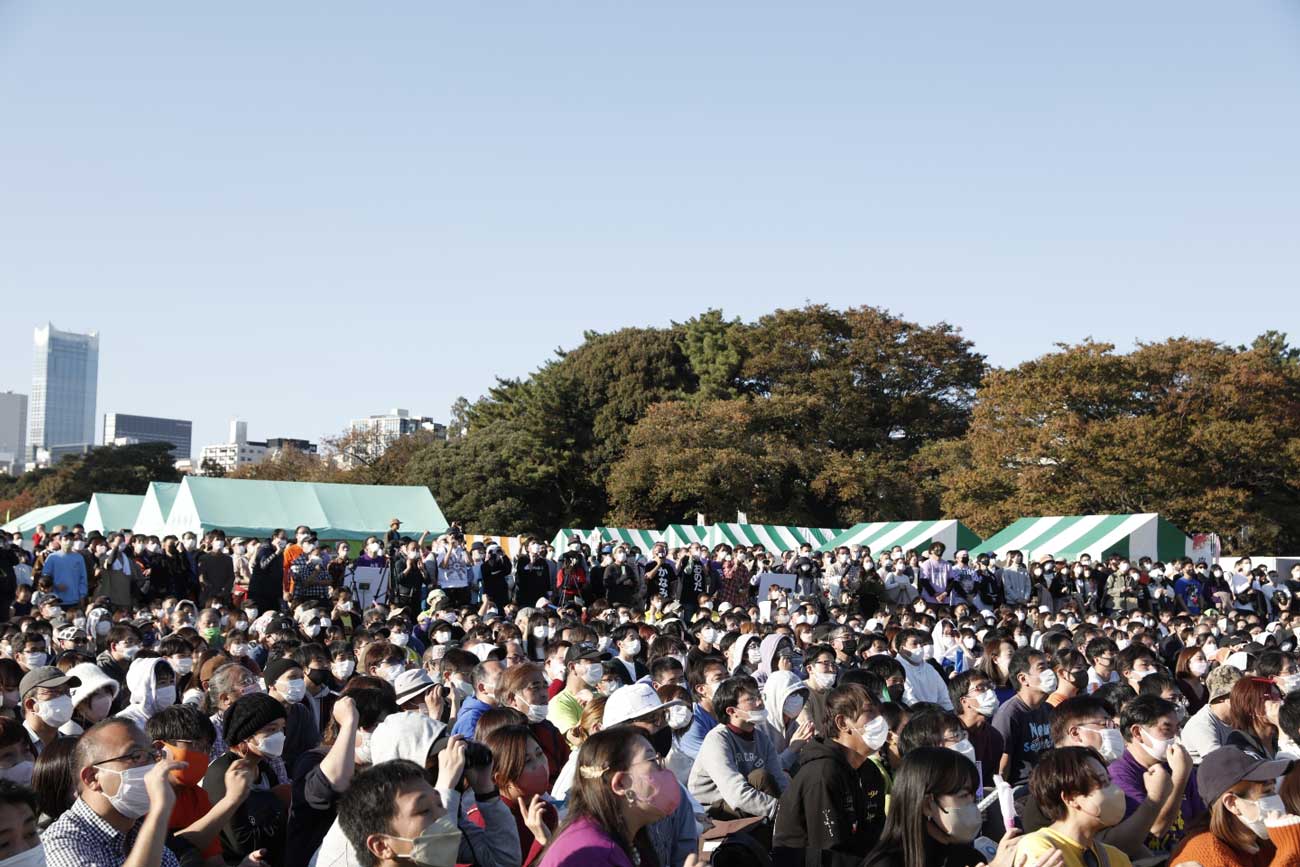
[3,518,1300,867]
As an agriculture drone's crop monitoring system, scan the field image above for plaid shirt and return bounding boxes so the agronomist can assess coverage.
[290,553,331,599]
[44,797,182,867]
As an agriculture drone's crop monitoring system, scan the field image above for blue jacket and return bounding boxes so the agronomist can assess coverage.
[450,695,493,739]
[43,551,87,604]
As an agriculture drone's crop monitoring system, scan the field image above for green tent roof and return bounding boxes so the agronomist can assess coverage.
[708,523,843,551]
[162,477,447,541]
[971,514,1189,562]
[84,493,146,534]
[1,501,89,538]
[815,520,981,554]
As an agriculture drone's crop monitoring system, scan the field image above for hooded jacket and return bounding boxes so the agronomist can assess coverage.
[755,634,795,688]
[760,670,810,771]
[728,633,763,677]
[771,739,886,867]
[115,657,173,731]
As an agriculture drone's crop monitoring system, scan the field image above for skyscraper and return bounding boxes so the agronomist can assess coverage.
[28,323,99,463]
[0,392,27,474]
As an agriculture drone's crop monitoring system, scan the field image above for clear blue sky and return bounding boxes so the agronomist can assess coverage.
[3,2,1299,460]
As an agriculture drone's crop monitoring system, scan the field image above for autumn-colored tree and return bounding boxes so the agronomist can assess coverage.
[926,337,1300,552]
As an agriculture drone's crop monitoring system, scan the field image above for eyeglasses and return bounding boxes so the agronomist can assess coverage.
[632,754,666,772]
[95,747,165,767]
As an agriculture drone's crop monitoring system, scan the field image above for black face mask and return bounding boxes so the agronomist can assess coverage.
[307,668,330,686]
[649,725,674,758]
[1069,669,1089,692]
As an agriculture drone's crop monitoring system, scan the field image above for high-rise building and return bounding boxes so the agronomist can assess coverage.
[0,392,27,475]
[343,409,446,466]
[28,323,99,463]
[198,418,317,474]
[103,412,193,458]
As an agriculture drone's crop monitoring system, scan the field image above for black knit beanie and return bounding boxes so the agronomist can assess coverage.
[223,692,286,747]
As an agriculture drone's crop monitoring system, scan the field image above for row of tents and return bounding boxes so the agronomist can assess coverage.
[1,477,1205,564]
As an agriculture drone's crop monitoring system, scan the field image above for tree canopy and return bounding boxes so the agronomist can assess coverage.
[5,306,1298,553]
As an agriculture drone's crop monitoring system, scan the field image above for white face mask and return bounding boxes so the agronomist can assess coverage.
[332,660,355,680]
[1139,727,1173,761]
[150,685,176,712]
[783,694,805,719]
[975,689,999,717]
[1037,669,1059,693]
[1237,794,1288,839]
[35,694,74,726]
[861,714,890,751]
[952,737,976,764]
[280,678,307,702]
[100,763,155,818]
[256,731,286,757]
[173,657,194,675]
[625,638,642,656]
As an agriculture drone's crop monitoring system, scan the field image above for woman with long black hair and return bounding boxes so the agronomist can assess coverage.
[862,746,1050,867]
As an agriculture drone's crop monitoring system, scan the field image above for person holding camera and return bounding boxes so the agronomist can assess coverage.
[439,534,472,608]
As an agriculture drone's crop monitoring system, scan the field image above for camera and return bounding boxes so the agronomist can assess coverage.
[463,740,492,769]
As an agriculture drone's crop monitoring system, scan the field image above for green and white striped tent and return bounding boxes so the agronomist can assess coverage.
[83,493,146,534]
[815,520,981,554]
[707,523,843,552]
[0,501,89,540]
[971,514,1190,563]
[133,482,181,537]
[549,528,664,551]
[662,524,711,549]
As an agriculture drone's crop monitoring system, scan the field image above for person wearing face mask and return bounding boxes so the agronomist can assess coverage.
[863,747,1023,867]
[42,717,186,867]
[772,683,888,867]
[1024,697,1165,861]
[481,725,558,867]
[39,535,87,608]
[894,629,954,710]
[990,648,1055,787]
[1183,665,1243,765]
[262,658,321,769]
[497,663,570,783]
[201,693,289,864]
[20,667,77,755]
[115,658,178,733]
[547,645,609,740]
[1107,695,1200,857]
[62,663,121,736]
[288,690,393,867]
[1223,677,1286,763]
[1171,745,1300,867]
[675,656,726,762]
[688,675,789,821]
[947,670,1004,794]
[96,624,143,703]
[754,670,813,773]
[538,728,684,867]
[337,759,461,867]
[144,704,259,867]
[600,684,699,867]
[1045,648,1091,709]
[514,539,553,608]
[609,625,647,683]
[1017,747,1136,867]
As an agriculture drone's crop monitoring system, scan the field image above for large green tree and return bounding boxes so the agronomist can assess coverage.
[925,337,1300,552]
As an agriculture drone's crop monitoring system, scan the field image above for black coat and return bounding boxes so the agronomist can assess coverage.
[772,739,885,867]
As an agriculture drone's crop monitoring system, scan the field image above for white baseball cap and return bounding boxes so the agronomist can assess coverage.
[602,681,686,728]
[393,669,436,705]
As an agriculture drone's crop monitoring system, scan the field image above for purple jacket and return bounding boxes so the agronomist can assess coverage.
[538,817,635,867]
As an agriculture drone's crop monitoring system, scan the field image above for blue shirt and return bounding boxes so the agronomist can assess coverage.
[676,702,717,759]
[450,695,493,739]
[43,550,88,604]
[1173,576,1203,615]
